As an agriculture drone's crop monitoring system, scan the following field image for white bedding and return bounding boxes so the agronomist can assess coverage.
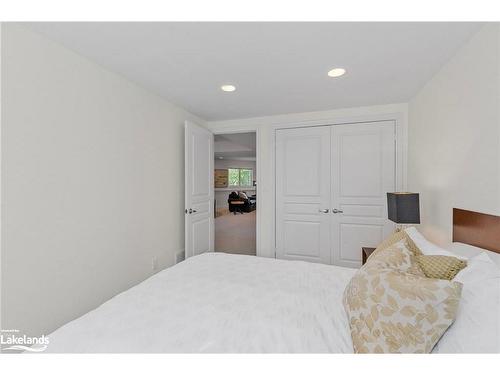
[433,249,500,353]
[449,242,500,269]
[45,253,356,353]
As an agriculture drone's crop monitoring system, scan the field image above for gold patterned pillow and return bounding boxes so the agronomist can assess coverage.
[343,267,463,353]
[370,229,422,259]
[415,255,467,280]
[367,239,425,277]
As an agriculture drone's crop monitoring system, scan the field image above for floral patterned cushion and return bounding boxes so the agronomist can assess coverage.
[370,229,423,259]
[343,240,463,353]
[367,239,425,277]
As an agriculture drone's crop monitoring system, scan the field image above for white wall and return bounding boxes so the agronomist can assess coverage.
[408,25,500,247]
[208,103,408,258]
[1,25,204,337]
[214,159,256,209]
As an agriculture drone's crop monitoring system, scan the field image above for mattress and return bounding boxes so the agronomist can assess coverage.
[44,253,356,353]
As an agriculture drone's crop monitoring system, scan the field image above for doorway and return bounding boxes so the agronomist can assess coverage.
[214,132,257,256]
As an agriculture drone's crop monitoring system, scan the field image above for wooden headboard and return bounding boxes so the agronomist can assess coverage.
[453,208,500,254]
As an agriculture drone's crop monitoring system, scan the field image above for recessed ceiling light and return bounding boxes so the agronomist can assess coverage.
[218,156,224,159]
[221,84,236,92]
[327,68,346,78]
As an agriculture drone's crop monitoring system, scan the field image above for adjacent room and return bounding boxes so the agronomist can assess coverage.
[214,132,257,256]
[1,21,499,355]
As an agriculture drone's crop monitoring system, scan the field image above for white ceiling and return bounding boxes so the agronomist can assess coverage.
[214,133,256,160]
[25,22,482,121]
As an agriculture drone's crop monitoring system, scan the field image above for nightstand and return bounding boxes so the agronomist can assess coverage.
[362,247,376,265]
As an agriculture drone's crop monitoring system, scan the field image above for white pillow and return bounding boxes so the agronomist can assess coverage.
[451,242,500,269]
[433,253,500,353]
[404,227,466,259]
[454,252,500,283]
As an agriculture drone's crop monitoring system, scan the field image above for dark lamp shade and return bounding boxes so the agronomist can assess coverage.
[387,192,420,224]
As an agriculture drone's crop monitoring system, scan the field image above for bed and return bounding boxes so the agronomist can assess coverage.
[44,254,356,353]
[43,208,500,353]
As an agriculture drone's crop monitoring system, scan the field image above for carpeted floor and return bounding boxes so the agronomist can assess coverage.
[215,210,256,256]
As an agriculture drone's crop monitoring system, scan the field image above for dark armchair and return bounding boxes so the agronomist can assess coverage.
[228,191,256,214]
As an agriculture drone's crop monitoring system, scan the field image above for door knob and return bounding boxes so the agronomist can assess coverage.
[318,209,329,213]
[332,209,344,214]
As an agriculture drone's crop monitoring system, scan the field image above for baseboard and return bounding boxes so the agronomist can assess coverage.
[175,249,185,264]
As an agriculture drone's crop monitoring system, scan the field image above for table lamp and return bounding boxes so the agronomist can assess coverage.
[387,192,420,231]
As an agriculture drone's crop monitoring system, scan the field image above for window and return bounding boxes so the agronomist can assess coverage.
[228,168,253,188]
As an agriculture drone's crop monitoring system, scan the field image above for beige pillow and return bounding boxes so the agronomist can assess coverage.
[367,239,425,277]
[344,239,462,353]
[374,229,466,280]
[416,255,467,280]
[343,266,463,353]
[370,230,422,259]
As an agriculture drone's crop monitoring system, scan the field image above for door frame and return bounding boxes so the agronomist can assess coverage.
[210,127,262,257]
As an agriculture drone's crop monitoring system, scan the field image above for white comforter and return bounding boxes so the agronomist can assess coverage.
[45,253,355,353]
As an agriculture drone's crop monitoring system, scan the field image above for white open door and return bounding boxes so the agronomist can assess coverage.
[185,121,214,259]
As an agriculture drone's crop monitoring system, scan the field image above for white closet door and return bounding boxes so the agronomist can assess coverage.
[331,121,396,268]
[275,126,331,264]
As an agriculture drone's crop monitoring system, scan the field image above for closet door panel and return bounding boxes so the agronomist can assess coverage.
[331,121,396,268]
[275,126,331,264]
